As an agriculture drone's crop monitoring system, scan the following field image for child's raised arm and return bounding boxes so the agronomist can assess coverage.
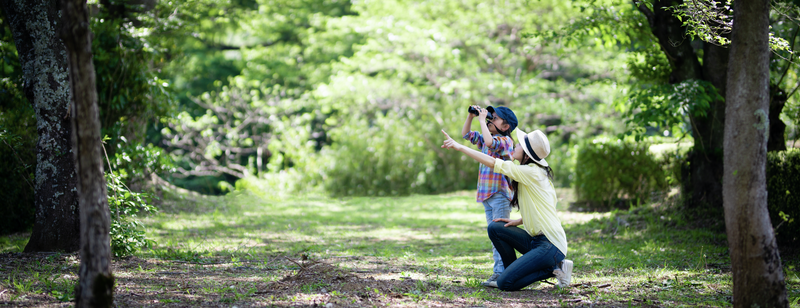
[461,107,476,138]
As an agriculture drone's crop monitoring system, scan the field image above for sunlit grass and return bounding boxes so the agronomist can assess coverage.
[138,188,737,304]
[2,187,798,307]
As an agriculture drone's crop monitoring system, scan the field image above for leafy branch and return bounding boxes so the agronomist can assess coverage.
[162,85,280,179]
[670,0,791,51]
[620,79,722,141]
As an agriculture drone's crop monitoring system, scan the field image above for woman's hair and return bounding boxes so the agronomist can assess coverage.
[509,151,554,209]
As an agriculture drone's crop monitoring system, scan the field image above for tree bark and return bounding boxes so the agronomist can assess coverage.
[724,0,789,305]
[768,84,787,152]
[0,0,80,252]
[687,42,728,209]
[60,0,114,306]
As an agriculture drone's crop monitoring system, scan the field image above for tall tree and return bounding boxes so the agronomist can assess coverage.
[60,0,113,306]
[0,0,80,251]
[724,0,789,305]
[634,0,727,209]
[568,0,796,210]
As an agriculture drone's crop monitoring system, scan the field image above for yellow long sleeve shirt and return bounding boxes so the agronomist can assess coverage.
[494,158,568,257]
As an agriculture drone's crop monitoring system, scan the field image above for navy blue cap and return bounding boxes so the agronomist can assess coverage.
[486,106,518,136]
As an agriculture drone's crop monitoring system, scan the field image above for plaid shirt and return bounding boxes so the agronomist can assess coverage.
[463,131,514,202]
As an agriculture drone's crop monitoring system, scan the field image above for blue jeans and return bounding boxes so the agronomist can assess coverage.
[482,192,511,274]
[487,221,565,291]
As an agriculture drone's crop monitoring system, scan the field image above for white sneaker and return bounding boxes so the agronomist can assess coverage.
[481,273,500,288]
[553,259,573,288]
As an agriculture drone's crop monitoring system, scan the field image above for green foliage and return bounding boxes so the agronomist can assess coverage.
[0,128,35,235]
[0,13,35,234]
[574,137,670,205]
[91,6,176,152]
[110,137,175,188]
[670,0,791,51]
[303,0,627,195]
[547,139,578,188]
[544,0,652,50]
[106,169,157,257]
[621,79,722,141]
[1,0,177,235]
[105,138,168,257]
[161,82,286,193]
[669,0,733,47]
[766,149,800,244]
[319,109,469,196]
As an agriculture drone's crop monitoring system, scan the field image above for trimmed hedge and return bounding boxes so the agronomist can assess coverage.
[574,138,670,206]
[767,149,800,243]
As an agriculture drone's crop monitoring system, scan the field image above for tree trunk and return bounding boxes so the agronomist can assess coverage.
[0,0,80,252]
[60,0,114,306]
[724,0,789,305]
[636,0,703,84]
[686,42,728,209]
[768,84,787,152]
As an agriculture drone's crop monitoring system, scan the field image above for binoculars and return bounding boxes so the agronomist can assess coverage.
[468,106,494,120]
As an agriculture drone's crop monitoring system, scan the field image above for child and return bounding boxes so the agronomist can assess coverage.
[441,128,573,290]
[460,105,517,287]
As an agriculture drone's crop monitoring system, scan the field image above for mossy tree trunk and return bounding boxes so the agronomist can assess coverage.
[0,0,80,252]
[59,0,113,306]
[724,0,789,306]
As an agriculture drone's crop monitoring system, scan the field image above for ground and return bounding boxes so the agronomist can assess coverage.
[1,188,798,307]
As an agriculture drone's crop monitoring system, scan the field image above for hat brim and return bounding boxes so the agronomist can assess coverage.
[516,129,549,167]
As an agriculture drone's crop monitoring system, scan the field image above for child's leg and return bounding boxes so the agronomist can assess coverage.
[483,192,511,274]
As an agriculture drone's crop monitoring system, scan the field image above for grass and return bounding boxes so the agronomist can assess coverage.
[0,187,798,307]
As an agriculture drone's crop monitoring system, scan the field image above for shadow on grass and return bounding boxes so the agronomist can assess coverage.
[2,190,798,307]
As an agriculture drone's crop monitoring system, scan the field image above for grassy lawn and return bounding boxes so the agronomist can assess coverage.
[1,187,799,307]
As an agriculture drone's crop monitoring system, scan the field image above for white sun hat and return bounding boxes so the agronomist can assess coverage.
[516,129,551,167]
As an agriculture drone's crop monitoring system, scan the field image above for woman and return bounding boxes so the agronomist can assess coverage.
[441,128,572,291]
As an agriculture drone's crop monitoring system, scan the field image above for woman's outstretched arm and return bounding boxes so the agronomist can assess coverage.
[441,129,496,169]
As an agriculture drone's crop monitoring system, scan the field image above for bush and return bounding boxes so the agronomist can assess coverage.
[574,138,670,207]
[766,149,800,243]
[106,138,171,256]
[0,129,35,235]
[545,137,577,188]
[319,109,476,197]
[110,138,174,190]
[107,172,156,257]
[0,22,35,235]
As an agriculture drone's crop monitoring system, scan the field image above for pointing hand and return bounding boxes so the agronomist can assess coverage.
[441,130,459,150]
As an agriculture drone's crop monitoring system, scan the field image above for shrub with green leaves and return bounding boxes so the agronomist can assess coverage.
[107,171,157,257]
[319,109,473,196]
[766,149,800,244]
[0,12,35,235]
[574,138,669,206]
[0,128,35,235]
[106,139,170,256]
[110,137,174,190]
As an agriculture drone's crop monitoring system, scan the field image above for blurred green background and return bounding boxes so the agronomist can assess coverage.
[2,0,799,240]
